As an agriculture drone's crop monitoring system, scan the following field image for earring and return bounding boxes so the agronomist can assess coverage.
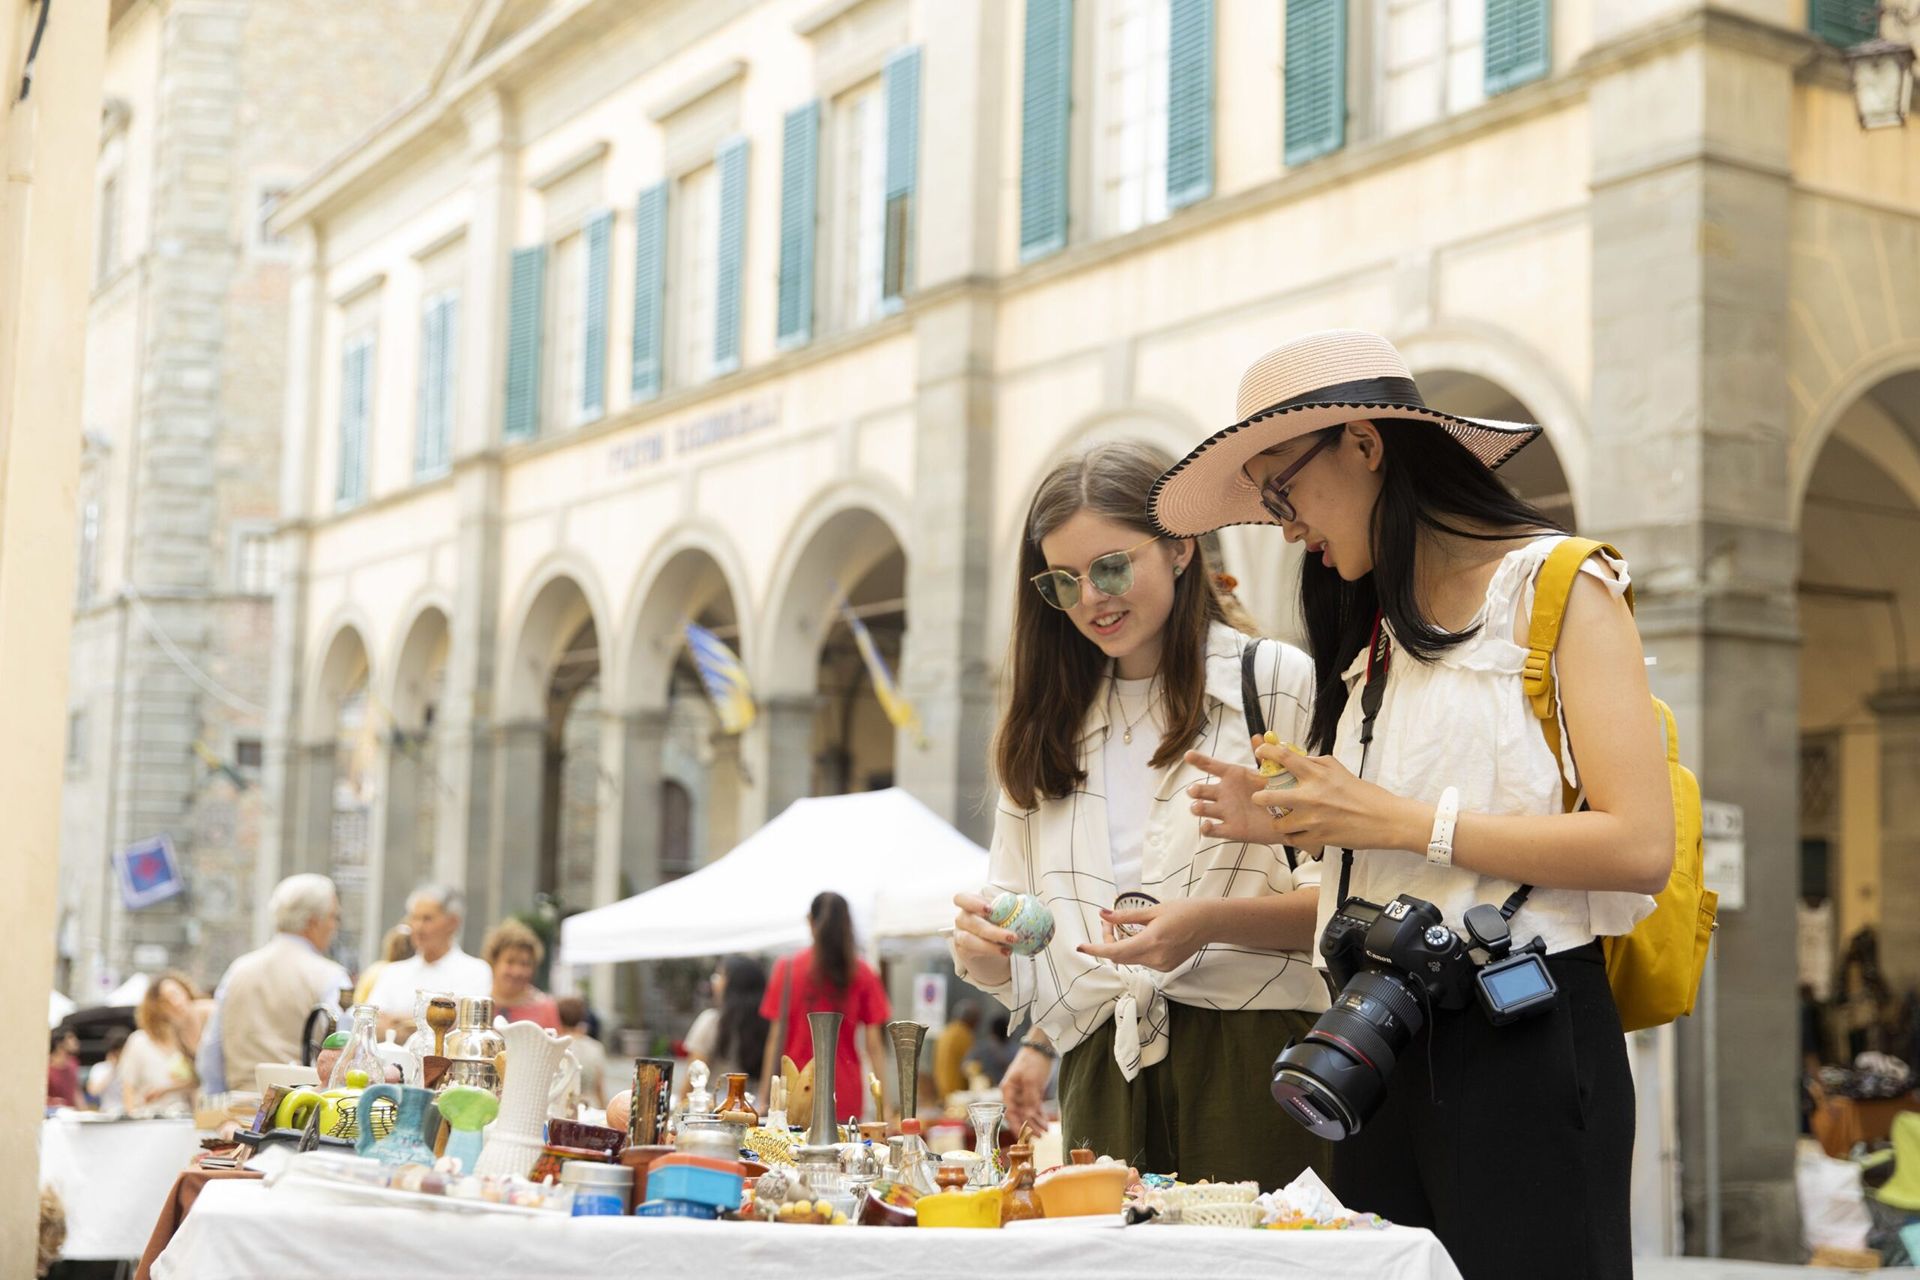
[1174,564,1185,578]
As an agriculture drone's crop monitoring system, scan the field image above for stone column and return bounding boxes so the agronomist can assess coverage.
[896,294,999,845]
[757,695,819,824]
[375,736,422,945]
[487,720,548,935]
[290,742,336,877]
[1585,9,1801,1260]
[260,225,322,941]
[602,709,671,902]
[1870,686,1920,991]
[437,94,516,951]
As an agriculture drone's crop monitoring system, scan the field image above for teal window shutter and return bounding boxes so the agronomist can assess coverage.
[1809,0,1878,45]
[1167,0,1215,210]
[1019,0,1073,261]
[713,136,749,376]
[414,296,454,478]
[1484,0,1551,96]
[1284,0,1345,166]
[503,245,546,441]
[337,337,371,506]
[777,102,820,347]
[581,210,612,420]
[631,182,668,401]
[882,47,921,309]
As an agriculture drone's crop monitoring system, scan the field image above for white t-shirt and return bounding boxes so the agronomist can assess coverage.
[365,946,494,1014]
[1102,674,1161,895]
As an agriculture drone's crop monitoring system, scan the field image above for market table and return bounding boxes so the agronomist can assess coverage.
[153,1179,1464,1280]
[38,1114,203,1260]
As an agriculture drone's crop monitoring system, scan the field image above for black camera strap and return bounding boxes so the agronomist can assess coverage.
[1335,613,1538,920]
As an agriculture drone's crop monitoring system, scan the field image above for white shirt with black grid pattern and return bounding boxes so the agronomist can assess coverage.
[952,621,1328,1081]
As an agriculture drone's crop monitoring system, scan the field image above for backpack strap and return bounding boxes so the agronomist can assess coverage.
[1522,537,1632,815]
[1239,639,1295,872]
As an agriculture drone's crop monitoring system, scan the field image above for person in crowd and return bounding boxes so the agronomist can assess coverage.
[484,918,559,1029]
[948,440,1328,1189]
[200,873,352,1094]
[367,885,493,1031]
[46,1030,81,1108]
[352,924,414,1006]
[759,892,891,1121]
[120,972,206,1113]
[1155,330,1672,1279]
[557,996,608,1106]
[86,1027,128,1112]
[933,1000,980,1100]
[970,1013,1019,1086]
[686,956,769,1086]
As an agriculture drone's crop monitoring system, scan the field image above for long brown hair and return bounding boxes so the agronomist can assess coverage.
[993,441,1234,809]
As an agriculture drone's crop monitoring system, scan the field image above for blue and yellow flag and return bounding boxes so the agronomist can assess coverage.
[684,622,756,734]
[841,603,927,749]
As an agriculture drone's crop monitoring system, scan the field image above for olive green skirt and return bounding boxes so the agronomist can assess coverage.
[1058,1002,1331,1188]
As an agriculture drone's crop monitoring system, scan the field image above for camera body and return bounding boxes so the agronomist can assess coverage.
[1270,891,1560,1141]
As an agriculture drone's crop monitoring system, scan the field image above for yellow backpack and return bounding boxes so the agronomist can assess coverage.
[1522,537,1718,1033]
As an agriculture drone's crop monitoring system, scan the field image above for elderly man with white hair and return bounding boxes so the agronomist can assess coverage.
[200,873,352,1093]
[366,884,493,1029]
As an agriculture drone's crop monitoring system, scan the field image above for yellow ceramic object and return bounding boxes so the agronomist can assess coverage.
[915,1185,1004,1228]
[1032,1164,1129,1218]
[271,1086,394,1140]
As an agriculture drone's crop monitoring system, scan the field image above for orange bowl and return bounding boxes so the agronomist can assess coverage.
[1032,1164,1129,1218]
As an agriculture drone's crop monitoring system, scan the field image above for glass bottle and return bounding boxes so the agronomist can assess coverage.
[967,1100,1005,1186]
[888,1116,938,1196]
[327,1004,384,1090]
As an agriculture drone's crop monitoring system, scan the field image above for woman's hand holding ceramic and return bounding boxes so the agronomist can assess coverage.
[1075,898,1209,972]
[1189,740,1425,854]
[1181,739,1288,844]
[951,891,1019,987]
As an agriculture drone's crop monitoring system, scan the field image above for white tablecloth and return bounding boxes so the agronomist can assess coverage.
[38,1114,202,1259]
[155,1180,1463,1280]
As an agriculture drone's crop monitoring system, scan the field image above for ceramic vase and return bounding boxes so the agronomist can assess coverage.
[354,1085,439,1166]
[473,1021,573,1177]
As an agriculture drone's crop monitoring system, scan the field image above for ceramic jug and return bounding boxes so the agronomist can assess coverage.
[474,1021,573,1177]
[355,1084,439,1166]
[434,1085,499,1174]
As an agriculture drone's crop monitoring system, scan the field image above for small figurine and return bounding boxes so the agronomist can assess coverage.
[684,1060,715,1116]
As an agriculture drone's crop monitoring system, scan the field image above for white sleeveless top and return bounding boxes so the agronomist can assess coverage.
[1310,536,1657,960]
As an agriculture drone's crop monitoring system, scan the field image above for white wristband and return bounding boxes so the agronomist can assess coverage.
[1427,786,1460,867]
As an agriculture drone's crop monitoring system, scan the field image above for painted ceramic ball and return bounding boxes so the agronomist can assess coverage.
[987,892,1055,956]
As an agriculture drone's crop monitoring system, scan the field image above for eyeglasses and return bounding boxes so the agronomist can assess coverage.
[1247,431,1338,524]
[1030,534,1162,611]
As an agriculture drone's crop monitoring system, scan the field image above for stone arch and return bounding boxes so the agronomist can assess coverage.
[383,596,452,730]
[1397,322,1589,527]
[497,554,613,724]
[1791,341,1920,527]
[759,475,913,697]
[617,521,755,715]
[303,614,375,743]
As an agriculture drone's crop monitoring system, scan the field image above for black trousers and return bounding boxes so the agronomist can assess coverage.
[1329,941,1634,1280]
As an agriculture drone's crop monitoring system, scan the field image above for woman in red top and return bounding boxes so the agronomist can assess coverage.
[758,892,892,1122]
[484,919,561,1030]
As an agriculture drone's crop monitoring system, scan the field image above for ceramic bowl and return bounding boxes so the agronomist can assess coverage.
[858,1188,919,1227]
[1033,1164,1129,1218]
[915,1185,1004,1228]
[547,1118,625,1157]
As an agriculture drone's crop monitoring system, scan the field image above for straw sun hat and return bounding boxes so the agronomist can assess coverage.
[1148,329,1543,537]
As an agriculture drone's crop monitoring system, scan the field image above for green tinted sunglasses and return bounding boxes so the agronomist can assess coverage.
[1030,535,1162,611]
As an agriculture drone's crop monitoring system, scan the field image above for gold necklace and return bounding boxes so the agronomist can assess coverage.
[1109,675,1157,745]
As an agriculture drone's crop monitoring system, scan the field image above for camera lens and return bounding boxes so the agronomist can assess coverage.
[1271,970,1426,1141]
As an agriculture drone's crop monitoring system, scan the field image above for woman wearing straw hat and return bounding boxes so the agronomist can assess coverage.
[948,440,1329,1190]
[1152,331,1672,1279]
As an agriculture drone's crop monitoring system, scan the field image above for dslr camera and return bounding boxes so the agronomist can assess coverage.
[1269,892,1558,1140]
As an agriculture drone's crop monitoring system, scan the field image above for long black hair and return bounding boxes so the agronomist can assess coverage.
[1302,420,1563,753]
[807,891,856,992]
[712,955,769,1077]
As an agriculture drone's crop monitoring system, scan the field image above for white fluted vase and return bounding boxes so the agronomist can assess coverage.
[474,1021,573,1178]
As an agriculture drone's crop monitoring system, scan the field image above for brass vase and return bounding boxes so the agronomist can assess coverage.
[805,1011,843,1146]
[883,1020,927,1121]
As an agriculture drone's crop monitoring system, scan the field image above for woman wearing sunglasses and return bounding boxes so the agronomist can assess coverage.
[948,440,1329,1188]
[1148,331,1672,1279]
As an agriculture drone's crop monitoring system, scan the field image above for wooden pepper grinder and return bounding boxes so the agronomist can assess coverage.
[935,1165,970,1193]
[425,996,457,1057]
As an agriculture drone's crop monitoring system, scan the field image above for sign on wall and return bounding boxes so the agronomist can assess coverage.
[1701,800,1744,912]
[113,834,184,910]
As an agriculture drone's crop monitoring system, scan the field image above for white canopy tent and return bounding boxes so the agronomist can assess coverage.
[558,788,989,965]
